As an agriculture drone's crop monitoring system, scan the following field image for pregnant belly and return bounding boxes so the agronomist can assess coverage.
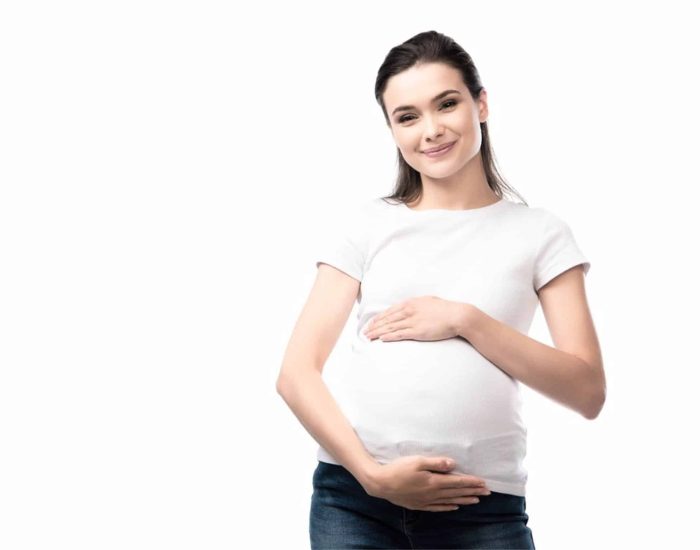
[336,337,524,448]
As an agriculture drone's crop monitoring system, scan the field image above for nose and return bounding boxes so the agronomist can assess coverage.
[423,115,444,142]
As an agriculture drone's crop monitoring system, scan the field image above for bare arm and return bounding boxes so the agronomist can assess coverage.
[456,265,606,419]
[276,264,381,493]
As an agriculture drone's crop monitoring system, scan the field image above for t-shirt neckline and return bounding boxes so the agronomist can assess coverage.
[398,197,508,215]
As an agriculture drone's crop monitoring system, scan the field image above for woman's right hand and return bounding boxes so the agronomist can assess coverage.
[365,455,491,512]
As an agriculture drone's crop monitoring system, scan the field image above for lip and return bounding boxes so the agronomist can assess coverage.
[422,141,457,157]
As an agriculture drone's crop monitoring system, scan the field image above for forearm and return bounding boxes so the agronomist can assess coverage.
[276,370,382,492]
[456,304,604,419]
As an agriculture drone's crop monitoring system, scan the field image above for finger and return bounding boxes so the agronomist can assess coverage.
[435,475,487,489]
[378,329,399,342]
[378,320,411,338]
[420,504,461,512]
[368,323,400,340]
[434,486,491,499]
[368,311,389,328]
[371,308,406,329]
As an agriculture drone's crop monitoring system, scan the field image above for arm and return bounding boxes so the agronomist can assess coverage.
[455,265,606,419]
[276,264,382,494]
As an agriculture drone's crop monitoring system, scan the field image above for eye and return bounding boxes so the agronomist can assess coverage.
[397,99,458,124]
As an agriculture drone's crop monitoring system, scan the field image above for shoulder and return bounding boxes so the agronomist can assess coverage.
[495,202,584,251]
[492,199,551,228]
[512,203,574,233]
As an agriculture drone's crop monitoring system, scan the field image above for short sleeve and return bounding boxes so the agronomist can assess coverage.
[533,210,591,292]
[315,201,370,282]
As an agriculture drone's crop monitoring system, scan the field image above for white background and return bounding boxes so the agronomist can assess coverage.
[1,1,698,549]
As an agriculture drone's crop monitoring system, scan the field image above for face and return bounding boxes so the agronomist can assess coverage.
[382,62,488,180]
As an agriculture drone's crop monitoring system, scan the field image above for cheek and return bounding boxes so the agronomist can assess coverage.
[399,145,423,171]
[403,130,427,157]
[460,124,482,153]
[395,131,416,152]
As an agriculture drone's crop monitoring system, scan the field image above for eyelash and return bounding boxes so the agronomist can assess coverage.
[397,99,458,123]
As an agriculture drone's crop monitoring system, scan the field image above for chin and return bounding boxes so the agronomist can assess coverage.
[419,161,459,178]
[423,169,458,180]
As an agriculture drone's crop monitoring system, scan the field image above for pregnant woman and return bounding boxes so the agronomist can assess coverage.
[277,30,606,550]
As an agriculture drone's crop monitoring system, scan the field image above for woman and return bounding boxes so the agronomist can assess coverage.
[277,30,606,549]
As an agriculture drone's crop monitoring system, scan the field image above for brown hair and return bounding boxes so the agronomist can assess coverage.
[374,30,528,206]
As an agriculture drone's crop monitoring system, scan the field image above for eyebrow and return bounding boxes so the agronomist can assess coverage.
[391,89,462,116]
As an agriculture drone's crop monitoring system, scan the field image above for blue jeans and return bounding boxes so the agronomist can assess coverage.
[310,461,535,549]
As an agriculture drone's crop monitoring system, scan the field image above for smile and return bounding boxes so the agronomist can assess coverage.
[422,141,456,158]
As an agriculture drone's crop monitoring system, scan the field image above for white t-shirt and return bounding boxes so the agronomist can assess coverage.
[315,196,590,497]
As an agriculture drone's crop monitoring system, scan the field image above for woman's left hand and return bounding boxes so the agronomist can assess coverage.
[363,296,468,342]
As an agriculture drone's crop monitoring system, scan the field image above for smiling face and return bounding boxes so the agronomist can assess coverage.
[383,62,488,181]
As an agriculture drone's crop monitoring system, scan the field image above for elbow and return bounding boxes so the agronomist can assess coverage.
[582,388,606,420]
[276,369,291,395]
[276,373,292,396]
[580,359,607,420]
[582,406,601,421]
[276,367,316,396]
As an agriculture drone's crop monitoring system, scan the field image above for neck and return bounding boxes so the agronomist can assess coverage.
[410,154,498,210]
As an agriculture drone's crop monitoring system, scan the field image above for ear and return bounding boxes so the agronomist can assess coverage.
[478,88,489,123]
